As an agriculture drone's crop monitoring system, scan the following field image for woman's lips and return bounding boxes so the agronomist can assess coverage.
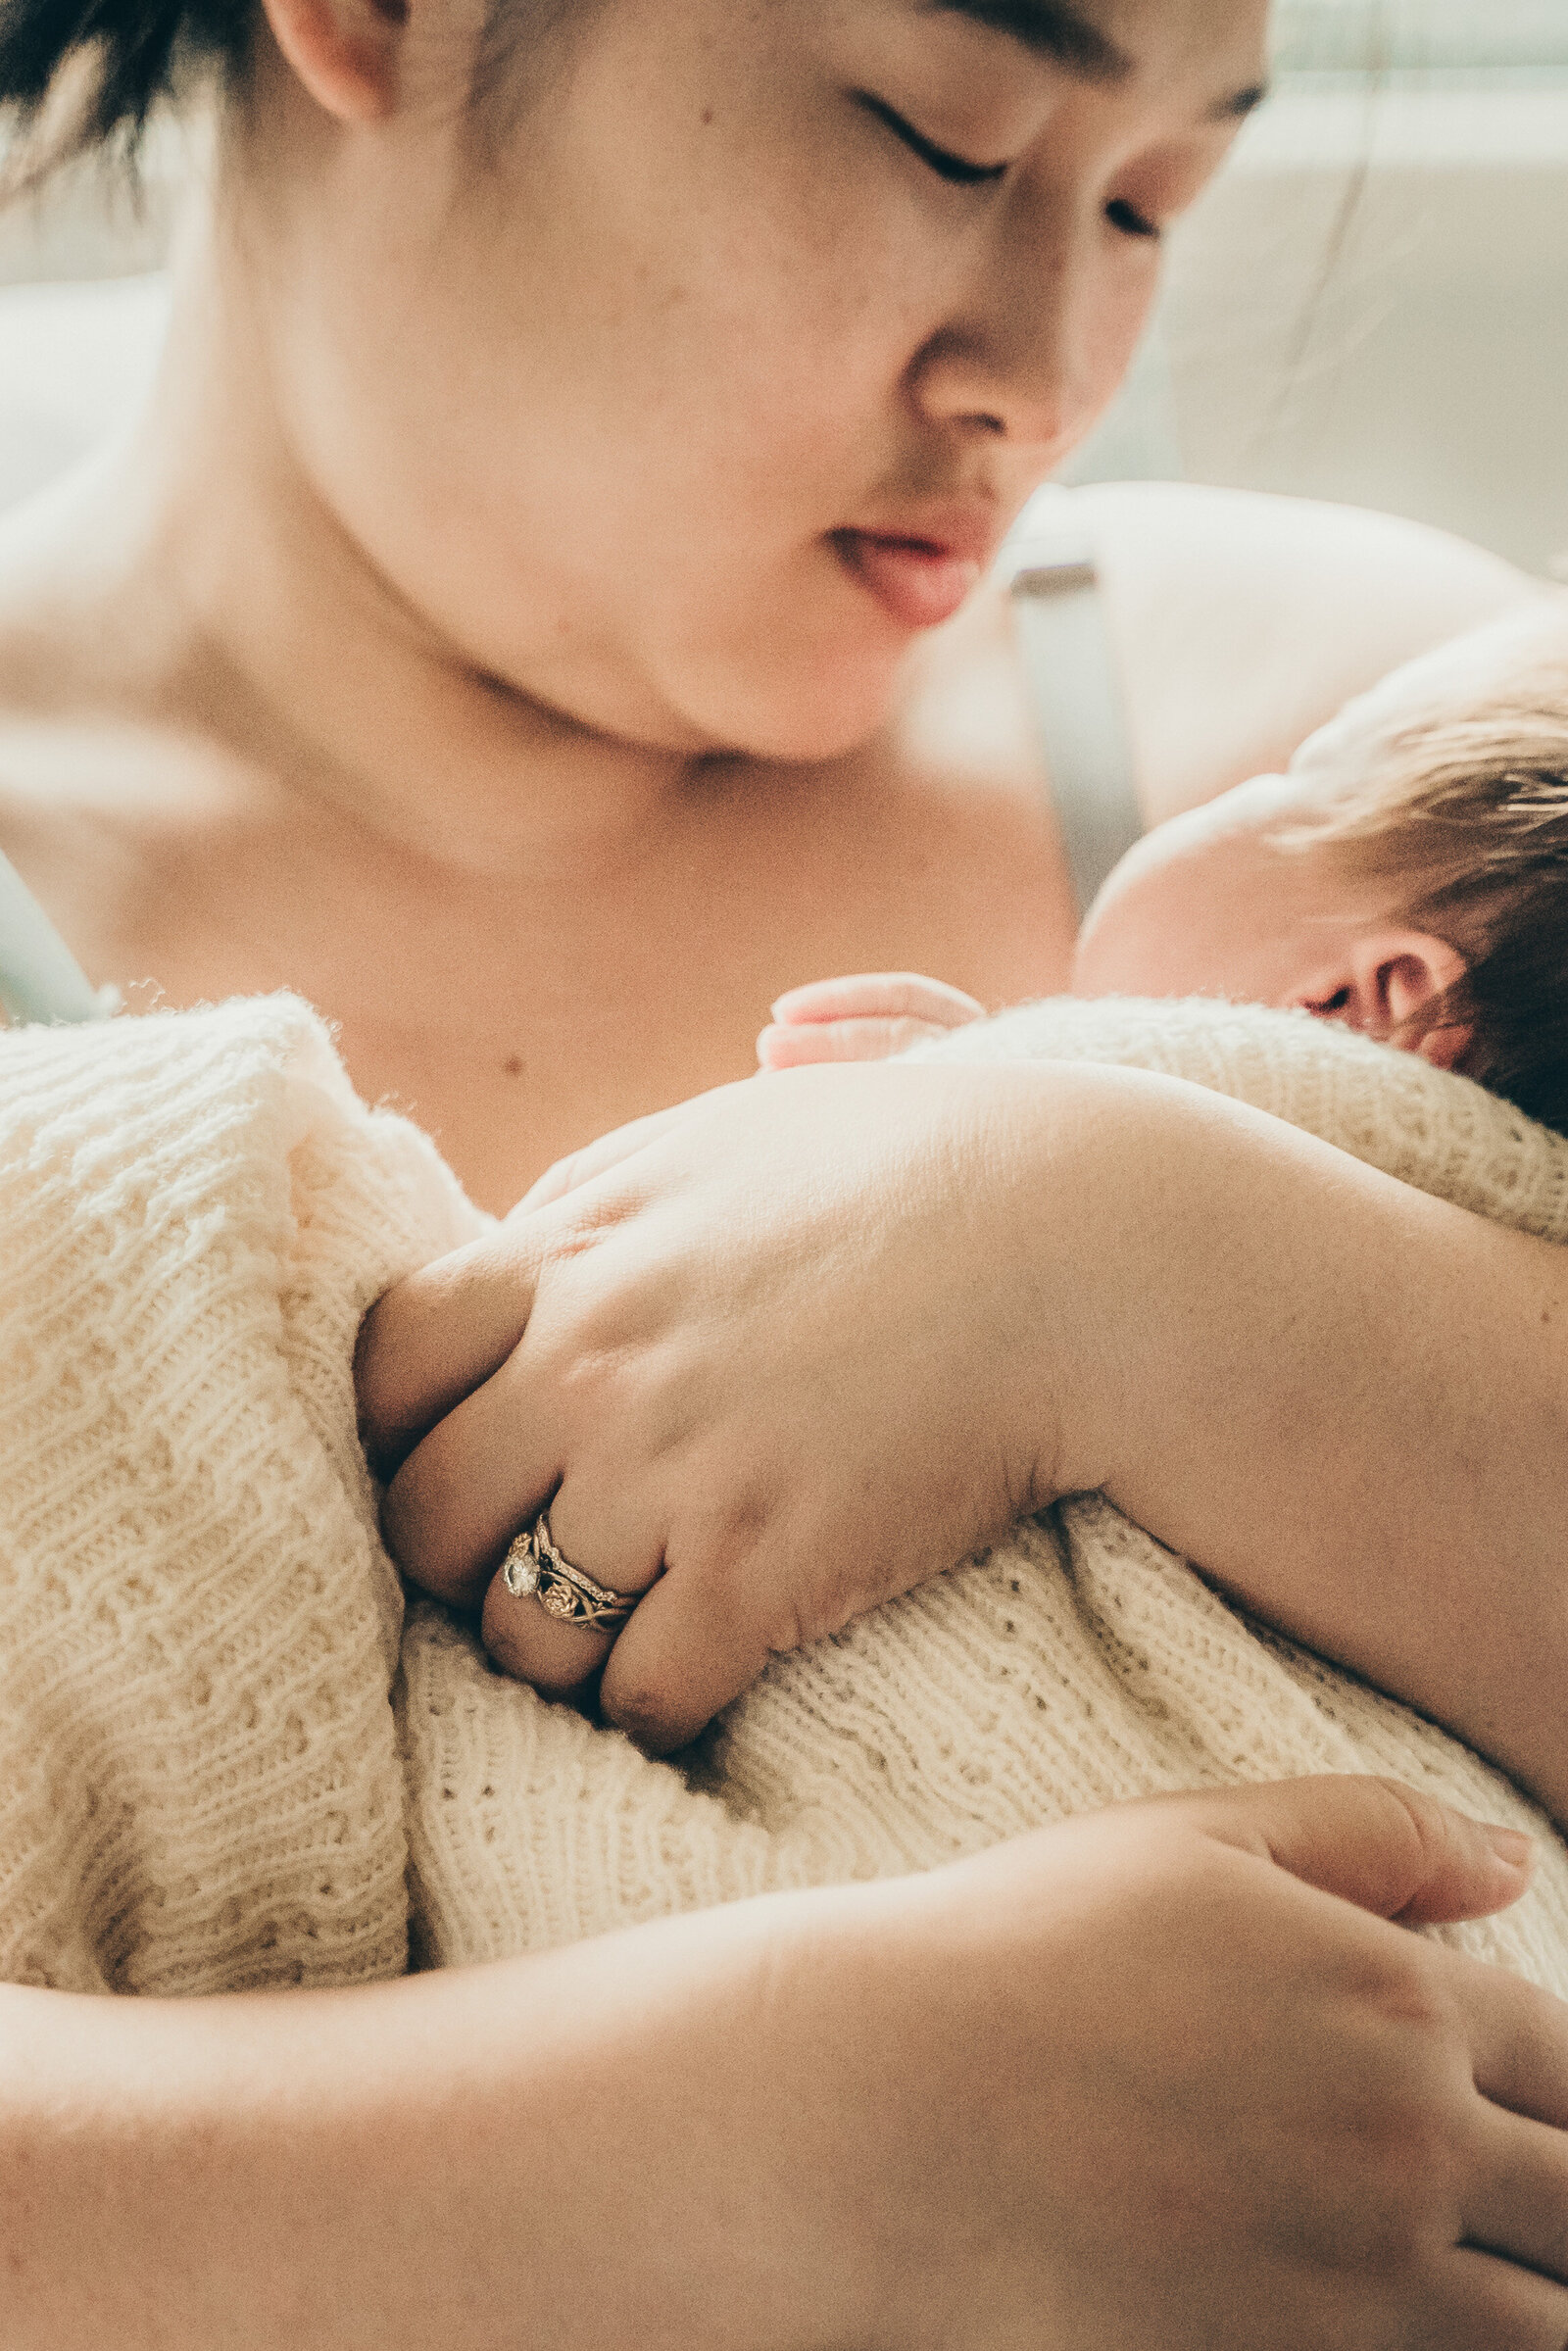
[832,529,985,630]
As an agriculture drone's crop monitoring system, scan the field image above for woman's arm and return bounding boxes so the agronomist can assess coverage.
[1018,1062,1568,1825]
[363,1056,1568,1811]
[3,1777,1565,2351]
[749,986,1568,1818]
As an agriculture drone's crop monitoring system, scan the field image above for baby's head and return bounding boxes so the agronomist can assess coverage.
[1074,609,1568,1134]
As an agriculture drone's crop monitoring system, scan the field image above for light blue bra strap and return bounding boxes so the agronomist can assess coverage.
[0,846,115,1026]
[1004,491,1144,921]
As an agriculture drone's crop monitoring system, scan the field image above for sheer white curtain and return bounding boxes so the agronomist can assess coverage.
[1067,0,1568,571]
[1272,0,1568,74]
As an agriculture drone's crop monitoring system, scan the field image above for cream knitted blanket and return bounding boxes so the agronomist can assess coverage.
[3,994,1567,1997]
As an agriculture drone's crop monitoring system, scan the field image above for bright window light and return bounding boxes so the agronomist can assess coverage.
[1272,0,1568,74]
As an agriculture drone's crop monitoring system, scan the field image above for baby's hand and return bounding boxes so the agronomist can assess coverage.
[757,972,986,1068]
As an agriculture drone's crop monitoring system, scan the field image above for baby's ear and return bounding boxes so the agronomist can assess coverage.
[1291,931,1472,1069]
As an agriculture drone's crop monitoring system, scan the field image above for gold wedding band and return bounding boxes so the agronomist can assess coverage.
[501,1510,639,1632]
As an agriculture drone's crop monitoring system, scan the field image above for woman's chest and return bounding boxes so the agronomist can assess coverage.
[3,743,1077,1213]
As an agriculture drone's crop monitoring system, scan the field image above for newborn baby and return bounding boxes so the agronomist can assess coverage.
[10,607,1568,2000]
[394,607,1568,1985]
[760,607,1568,1136]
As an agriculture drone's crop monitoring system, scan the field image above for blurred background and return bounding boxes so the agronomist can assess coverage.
[1072,0,1568,577]
[0,0,1565,575]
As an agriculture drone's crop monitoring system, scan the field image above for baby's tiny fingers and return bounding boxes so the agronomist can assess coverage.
[769,972,986,1028]
[757,1016,949,1068]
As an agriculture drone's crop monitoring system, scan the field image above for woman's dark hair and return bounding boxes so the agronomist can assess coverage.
[0,0,562,178]
[0,0,246,172]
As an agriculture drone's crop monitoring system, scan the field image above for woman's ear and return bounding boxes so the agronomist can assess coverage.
[259,0,409,122]
[1290,931,1473,1069]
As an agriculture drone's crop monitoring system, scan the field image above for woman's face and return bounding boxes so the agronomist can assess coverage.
[251,0,1268,759]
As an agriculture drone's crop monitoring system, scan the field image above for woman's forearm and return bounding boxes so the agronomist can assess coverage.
[366,1049,1568,1781]
[7,1780,1567,2351]
[0,1893,866,2351]
[1014,1064,1568,1821]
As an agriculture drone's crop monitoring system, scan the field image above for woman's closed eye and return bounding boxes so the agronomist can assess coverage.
[856,91,1159,239]
[1104,196,1160,241]
[855,91,1007,187]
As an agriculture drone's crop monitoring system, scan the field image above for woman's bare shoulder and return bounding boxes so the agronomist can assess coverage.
[901,483,1546,840]
[0,539,252,1009]
[1078,481,1549,820]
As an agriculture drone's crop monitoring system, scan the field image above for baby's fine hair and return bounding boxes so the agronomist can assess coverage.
[1298,647,1568,1137]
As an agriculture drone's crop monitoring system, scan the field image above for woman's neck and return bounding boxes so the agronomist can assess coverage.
[0,210,732,877]
[0,199,1073,1212]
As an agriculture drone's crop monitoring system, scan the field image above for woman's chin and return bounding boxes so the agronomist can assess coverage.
[666,646,910,768]
[716,693,897,766]
[488,643,904,770]
[485,610,909,768]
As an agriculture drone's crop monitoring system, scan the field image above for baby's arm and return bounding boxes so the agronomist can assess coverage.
[757,973,986,1068]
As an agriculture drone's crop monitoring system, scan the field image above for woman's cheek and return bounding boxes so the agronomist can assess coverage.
[1089,238,1164,391]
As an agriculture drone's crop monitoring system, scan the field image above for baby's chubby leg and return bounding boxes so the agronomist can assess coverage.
[757,972,986,1068]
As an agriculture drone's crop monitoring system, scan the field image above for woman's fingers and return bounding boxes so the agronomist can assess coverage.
[854,1781,1568,2351]
[481,1574,615,1698]
[356,1229,544,1467]
[1178,1774,1536,1928]
[599,1557,777,1752]
[1431,2250,1568,2350]
[477,1479,665,1698]
[358,1082,753,1460]
[1462,1949,1568,2130]
[511,1088,742,1215]
[1195,1782,1568,2298]
[383,1329,672,1697]
[379,1347,565,1603]
[1463,2105,1568,2289]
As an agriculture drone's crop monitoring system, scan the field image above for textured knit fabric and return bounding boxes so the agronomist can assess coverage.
[3,991,1568,1997]
[0,1000,484,1990]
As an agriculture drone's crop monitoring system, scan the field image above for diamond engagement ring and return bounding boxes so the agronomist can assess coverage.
[501,1510,639,1633]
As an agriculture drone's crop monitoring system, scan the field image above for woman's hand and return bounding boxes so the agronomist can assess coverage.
[823,1776,1568,2350]
[357,1058,1082,1750]
[361,1041,1568,1816]
[7,1776,1565,2349]
[756,969,986,1068]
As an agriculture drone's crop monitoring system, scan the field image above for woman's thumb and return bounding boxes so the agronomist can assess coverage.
[1183,1774,1535,1927]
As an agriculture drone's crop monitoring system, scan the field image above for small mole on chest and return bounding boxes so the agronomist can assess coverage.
[503,1054,523,1079]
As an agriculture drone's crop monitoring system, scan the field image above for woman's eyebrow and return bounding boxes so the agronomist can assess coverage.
[931,0,1271,121]
[931,0,1135,80]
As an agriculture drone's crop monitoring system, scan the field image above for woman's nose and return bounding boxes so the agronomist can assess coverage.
[907,202,1151,462]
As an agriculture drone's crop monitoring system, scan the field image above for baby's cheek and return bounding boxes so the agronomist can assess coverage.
[1070,888,1152,998]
